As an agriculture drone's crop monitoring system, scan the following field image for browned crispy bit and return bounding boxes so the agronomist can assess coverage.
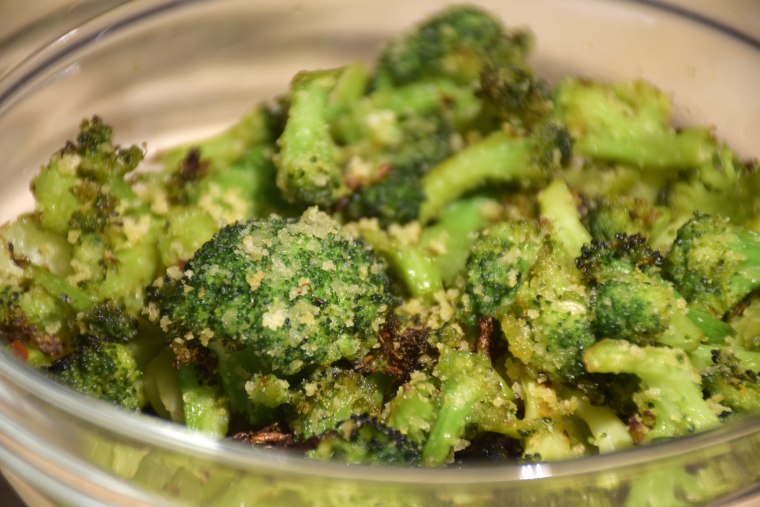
[372,317,435,382]
[476,315,496,355]
[233,424,294,448]
[178,148,208,183]
[627,415,648,444]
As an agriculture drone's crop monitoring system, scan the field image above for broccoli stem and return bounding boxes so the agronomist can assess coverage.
[419,131,543,223]
[419,197,494,284]
[537,179,591,258]
[26,264,96,313]
[360,227,443,300]
[573,394,633,454]
[686,307,735,344]
[177,365,230,437]
[326,61,370,119]
[276,69,348,207]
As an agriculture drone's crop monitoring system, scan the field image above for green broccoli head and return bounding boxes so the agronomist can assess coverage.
[309,414,421,465]
[577,233,704,350]
[465,220,546,321]
[374,5,532,87]
[156,207,392,375]
[665,214,760,317]
[500,241,596,383]
[50,338,144,410]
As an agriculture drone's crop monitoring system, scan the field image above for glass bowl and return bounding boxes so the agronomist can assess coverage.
[0,1,759,505]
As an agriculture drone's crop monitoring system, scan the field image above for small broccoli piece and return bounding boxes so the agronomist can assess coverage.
[275,69,349,208]
[349,219,443,301]
[667,145,760,230]
[665,213,760,317]
[157,104,279,177]
[156,207,391,376]
[500,240,596,384]
[554,78,716,169]
[49,337,144,410]
[383,372,440,446]
[582,195,674,250]
[289,368,385,440]
[31,116,144,235]
[373,5,532,87]
[478,60,552,129]
[701,347,760,415]
[537,179,591,259]
[419,122,572,223]
[309,414,421,465]
[465,219,545,321]
[570,390,633,454]
[79,300,139,343]
[422,348,518,467]
[343,113,456,226]
[584,339,719,442]
[730,297,760,351]
[577,233,704,350]
[517,376,586,461]
[419,196,497,284]
[176,363,230,437]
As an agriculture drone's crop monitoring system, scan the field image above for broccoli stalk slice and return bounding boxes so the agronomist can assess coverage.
[537,179,591,259]
[276,69,349,208]
[572,393,633,454]
[177,364,230,437]
[554,78,716,169]
[584,339,719,441]
[419,131,545,223]
[359,225,443,300]
[419,197,494,284]
[325,61,370,119]
[26,264,96,313]
[685,307,735,344]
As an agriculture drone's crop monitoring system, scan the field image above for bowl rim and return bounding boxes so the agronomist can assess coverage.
[0,0,759,488]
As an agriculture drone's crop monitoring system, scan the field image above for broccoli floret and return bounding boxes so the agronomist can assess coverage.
[583,195,672,247]
[50,337,144,410]
[156,207,392,376]
[383,372,440,446]
[422,347,518,466]
[31,116,144,235]
[465,220,545,321]
[289,368,385,440]
[584,339,719,442]
[665,214,760,317]
[700,347,760,415]
[309,414,421,465]
[373,5,532,87]
[554,78,716,169]
[343,113,456,226]
[500,241,596,384]
[577,233,705,350]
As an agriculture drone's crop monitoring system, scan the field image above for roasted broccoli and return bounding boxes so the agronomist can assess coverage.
[155,207,392,376]
[3,5,760,484]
